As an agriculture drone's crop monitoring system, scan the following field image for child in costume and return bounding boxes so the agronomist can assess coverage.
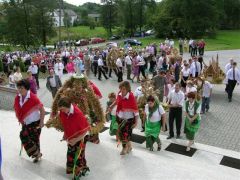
[106,93,118,138]
[58,97,91,179]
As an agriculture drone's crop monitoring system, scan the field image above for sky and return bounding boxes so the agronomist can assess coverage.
[65,0,101,6]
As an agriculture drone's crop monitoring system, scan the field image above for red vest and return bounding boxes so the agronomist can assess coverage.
[59,105,90,141]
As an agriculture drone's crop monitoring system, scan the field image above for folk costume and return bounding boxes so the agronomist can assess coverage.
[144,100,165,151]
[116,92,138,148]
[108,102,118,136]
[59,104,90,178]
[14,91,43,159]
[184,100,201,140]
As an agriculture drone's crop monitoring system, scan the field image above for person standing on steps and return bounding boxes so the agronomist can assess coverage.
[14,79,45,163]
[167,83,185,139]
[184,92,201,152]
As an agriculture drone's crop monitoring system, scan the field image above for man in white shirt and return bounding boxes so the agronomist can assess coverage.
[193,57,201,77]
[224,58,234,92]
[167,83,185,139]
[98,55,108,81]
[137,52,147,80]
[226,62,240,102]
[189,59,196,77]
[54,59,64,79]
[116,57,123,82]
[201,78,213,113]
[125,54,132,80]
[28,62,39,88]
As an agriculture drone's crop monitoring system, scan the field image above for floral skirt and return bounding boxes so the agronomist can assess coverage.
[117,117,135,147]
[20,120,41,158]
[67,137,89,178]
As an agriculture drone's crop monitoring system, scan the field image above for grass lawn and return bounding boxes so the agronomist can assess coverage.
[49,26,115,44]
[121,30,240,51]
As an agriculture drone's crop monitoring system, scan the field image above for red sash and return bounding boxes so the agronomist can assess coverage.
[116,92,138,113]
[60,105,90,141]
[14,92,43,124]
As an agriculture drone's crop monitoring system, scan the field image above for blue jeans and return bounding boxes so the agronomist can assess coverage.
[201,97,210,113]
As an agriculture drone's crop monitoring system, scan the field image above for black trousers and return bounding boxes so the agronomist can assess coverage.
[93,62,98,76]
[98,66,108,80]
[227,79,237,100]
[169,107,182,137]
[109,68,118,77]
[139,66,146,79]
[32,74,39,88]
[117,68,123,82]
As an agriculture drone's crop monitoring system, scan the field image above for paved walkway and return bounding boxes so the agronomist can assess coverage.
[36,49,240,152]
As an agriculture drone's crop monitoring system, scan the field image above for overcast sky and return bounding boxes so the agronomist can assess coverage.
[65,0,101,6]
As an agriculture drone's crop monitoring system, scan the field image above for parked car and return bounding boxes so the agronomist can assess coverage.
[90,38,106,44]
[145,29,155,36]
[124,39,142,46]
[109,35,121,40]
[75,39,89,46]
[106,42,118,48]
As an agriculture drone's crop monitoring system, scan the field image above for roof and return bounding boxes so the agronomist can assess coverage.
[54,9,77,17]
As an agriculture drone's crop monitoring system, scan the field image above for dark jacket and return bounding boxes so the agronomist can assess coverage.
[46,75,62,92]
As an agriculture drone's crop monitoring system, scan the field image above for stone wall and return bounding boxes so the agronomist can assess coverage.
[0,86,17,111]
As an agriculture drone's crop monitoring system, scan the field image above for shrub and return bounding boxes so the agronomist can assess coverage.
[0,59,3,72]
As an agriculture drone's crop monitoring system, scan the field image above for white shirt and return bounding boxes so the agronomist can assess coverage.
[145,104,165,122]
[125,55,132,65]
[49,75,56,88]
[202,81,213,97]
[9,74,15,85]
[189,63,196,77]
[227,68,240,83]
[61,51,70,57]
[117,92,139,119]
[54,62,64,77]
[193,61,201,73]
[169,90,185,107]
[184,101,201,116]
[13,72,23,82]
[98,58,104,66]
[19,91,40,125]
[116,58,123,68]
[225,63,232,74]
[167,84,175,98]
[28,65,38,75]
[137,55,145,66]
[186,86,197,94]
[134,86,143,99]
[181,68,190,77]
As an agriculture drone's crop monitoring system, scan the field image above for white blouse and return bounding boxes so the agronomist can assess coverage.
[145,104,165,123]
[181,68,190,77]
[184,101,201,116]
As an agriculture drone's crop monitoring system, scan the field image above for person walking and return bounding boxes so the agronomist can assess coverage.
[57,97,91,179]
[125,53,132,80]
[98,55,108,81]
[28,62,39,89]
[226,62,240,102]
[14,79,45,163]
[144,95,166,151]
[152,70,167,102]
[201,78,213,114]
[184,92,201,151]
[167,83,185,139]
[46,69,62,98]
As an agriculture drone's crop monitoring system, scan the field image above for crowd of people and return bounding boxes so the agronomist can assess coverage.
[1,38,240,180]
